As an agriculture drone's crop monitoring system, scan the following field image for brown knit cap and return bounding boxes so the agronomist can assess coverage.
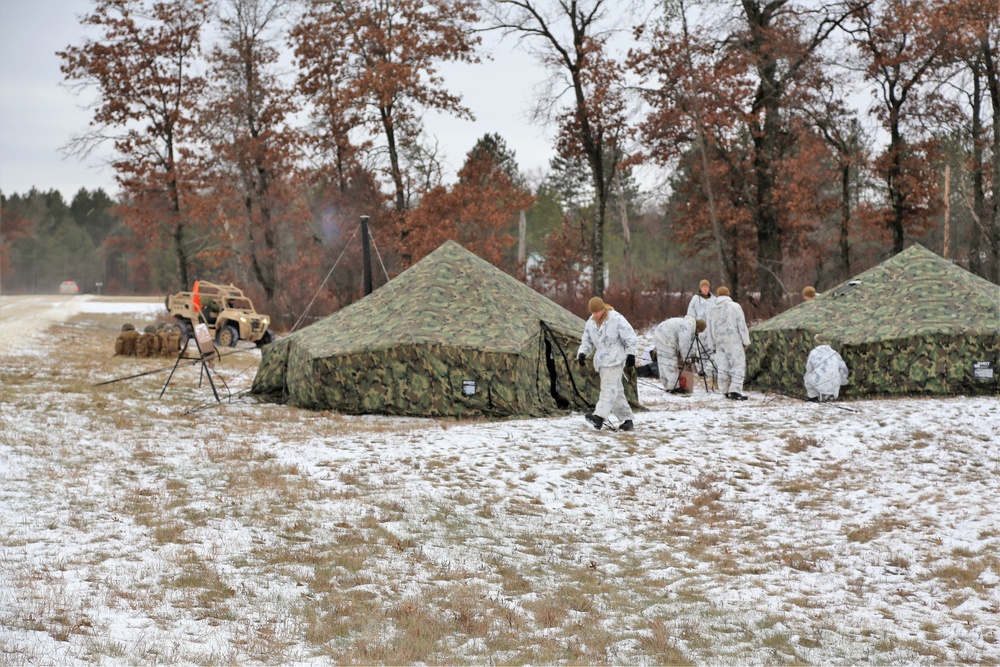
[588,297,606,313]
[803,286,816,299]
[695,319,707,333]
[699,279,710,288]
[716,286,730,297]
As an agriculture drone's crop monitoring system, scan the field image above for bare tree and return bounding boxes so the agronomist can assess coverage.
[293,0,481,214]
[848,0,952,255]
[59,0,211,289]
[484,0,635,297]
[204,0,301,303]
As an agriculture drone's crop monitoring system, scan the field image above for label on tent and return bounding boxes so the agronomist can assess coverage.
[462,380,477,396]
[973,361,994,381]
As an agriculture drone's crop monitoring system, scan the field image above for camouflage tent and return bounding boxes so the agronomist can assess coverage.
[746,244,999,398]
[251,240,639,417]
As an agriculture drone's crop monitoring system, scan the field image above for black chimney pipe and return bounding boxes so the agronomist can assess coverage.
[361,215,373,296]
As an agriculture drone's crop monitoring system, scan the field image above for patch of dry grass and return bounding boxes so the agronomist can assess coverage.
[846,514,906,543]
[924,555,998,594]
[783,433,820,453]
[640,617,693,665]
[676,472,733,524]
[777,547,827,573]
[1,309,998,665]
[164,549,237,618]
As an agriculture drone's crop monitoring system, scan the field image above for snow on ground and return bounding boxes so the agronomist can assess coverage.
[0,295,164,356]
[76,298,165,317]
[1,297,998,664]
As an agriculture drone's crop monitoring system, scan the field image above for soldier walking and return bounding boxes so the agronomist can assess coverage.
[577,297,638,431]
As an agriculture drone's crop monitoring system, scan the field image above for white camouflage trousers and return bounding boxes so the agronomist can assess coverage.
[595,363,633,422]
[714,343,746,394]
[656,344,682,391]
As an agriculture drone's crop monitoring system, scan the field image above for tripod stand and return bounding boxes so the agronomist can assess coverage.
[159,323,221,402]
[681,334,718,392]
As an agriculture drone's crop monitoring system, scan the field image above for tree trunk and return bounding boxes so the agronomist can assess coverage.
[982,33,1000,284]
[244,188,277,303]
[744,0,785,308]
[381,107,407,212]
[614,167,632,281]
[172,214,189,289]
[840,162,851,279]
[887,105,907,255]
[576,118,607,297]
[591,183,607,297]
[579,110,607,297]
[167,167,189,290]
[680,4,732,290]
[752,75,784,307]
[970,65,985,276]
[256,162,277,301]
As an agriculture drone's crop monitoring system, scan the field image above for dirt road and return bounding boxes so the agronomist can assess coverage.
[0,294,89,356]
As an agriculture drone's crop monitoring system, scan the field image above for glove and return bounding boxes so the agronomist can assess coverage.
[577,353,586,367]
[625,354,635,368]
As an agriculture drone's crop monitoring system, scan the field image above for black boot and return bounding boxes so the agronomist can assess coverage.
[730,392,748,401]
[619,419,634,431]
[585,413,604,430]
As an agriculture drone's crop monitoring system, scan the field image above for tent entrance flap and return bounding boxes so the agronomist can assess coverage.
[544,335,570,409]
[540,321,601,412]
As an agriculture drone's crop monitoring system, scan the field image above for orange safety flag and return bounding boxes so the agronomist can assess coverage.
[192,280,201,312]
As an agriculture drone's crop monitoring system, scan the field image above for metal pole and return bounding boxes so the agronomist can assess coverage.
[943,164,951,259]
[0,195,4,297]
[360,215,373,296]
[518,210,526,264]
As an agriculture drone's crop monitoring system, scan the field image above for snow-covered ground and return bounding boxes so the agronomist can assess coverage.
[0,295,162,355]
[1,296,998,664]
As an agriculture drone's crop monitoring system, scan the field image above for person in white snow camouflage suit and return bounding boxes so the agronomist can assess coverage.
[653,315,706,393]
[707,286,751,400]
[577,297,638,431]
[687,279,716,349]
[804,333,849,401]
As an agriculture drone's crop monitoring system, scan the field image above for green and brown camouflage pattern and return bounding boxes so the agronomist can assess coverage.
[252,240,639,417]
[746,244,1000,398]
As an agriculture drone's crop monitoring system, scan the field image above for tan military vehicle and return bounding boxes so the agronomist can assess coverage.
[165,281,274,347]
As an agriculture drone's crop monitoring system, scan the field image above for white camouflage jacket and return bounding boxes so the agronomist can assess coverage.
[707,296,750,349]
[653,316,698,357]
[578,309,639,370]
[804,345,849,396]
[686,293,717,323]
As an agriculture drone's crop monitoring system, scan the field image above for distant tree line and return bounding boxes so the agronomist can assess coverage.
[0,188,126,295]
[1,0,996,329]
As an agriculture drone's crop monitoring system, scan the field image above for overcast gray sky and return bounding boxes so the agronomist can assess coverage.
[0,0,112,199]
[0,0,561,201]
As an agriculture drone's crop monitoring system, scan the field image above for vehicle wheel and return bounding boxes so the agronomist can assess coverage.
[255,329,274,347]
[216,324,239,347]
